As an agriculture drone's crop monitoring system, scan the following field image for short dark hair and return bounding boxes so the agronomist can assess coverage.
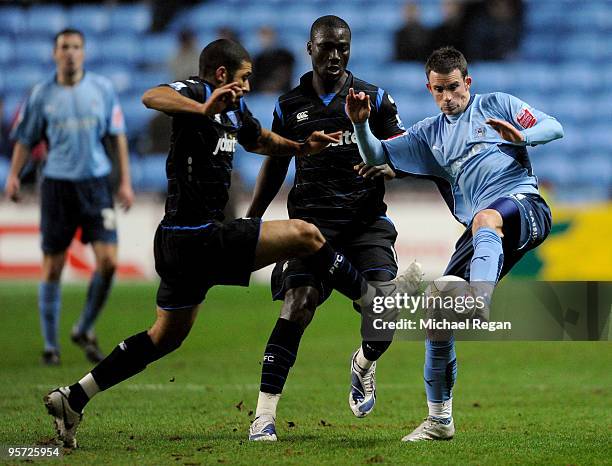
[425,46,468,79]
[199,39,251,80]
[54,28,85,47]
[310,15,351,41]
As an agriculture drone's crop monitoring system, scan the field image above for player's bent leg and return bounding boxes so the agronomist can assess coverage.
[39,252,67,365]
[72,242,118,363]
[250,287,319,441]
[45,305,199,448]
[253,219,324,269]
[256,219,378,304]
[469,209,504,317]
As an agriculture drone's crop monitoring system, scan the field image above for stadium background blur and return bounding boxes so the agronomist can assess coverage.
[0,0,610,281]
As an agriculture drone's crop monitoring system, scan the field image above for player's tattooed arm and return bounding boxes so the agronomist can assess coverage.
[142,83,243,116]
[243,128,341,157]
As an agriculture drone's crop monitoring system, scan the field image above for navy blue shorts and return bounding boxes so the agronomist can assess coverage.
[271,217,398,306]
[40,177,117,254]
[154,217,262,310]
[444,193,552,280]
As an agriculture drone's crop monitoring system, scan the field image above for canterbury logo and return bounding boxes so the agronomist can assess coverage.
[296,111,309,121]
[213,133,237,155]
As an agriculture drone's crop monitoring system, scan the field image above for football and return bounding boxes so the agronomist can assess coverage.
[424,275,479,319]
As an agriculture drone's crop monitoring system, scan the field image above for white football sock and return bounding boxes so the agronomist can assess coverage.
[354,346,374,372]
[79,373,101,399]
[428,398,453,419]
[255,391,280,418]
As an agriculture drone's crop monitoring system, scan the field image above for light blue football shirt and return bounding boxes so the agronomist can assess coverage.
[12,72,125,181]
[381,92,561,224]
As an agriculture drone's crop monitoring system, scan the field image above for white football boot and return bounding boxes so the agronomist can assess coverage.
[44,387,83,448]
[401,416,455,442]
[248,415,277,441]
[349,350,377,417]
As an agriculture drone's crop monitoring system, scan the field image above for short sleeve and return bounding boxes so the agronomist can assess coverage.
[237,99,262,146]
[371,88,406,140]
[271,99,287,138]
[10,85,46,147]
[106,83,125,135]
[162,79,200,99]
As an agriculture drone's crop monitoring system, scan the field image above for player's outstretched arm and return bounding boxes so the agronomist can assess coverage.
[345,88,387,166]
[486,117,563,145]
[4,142,31,202]
[246,157,291,218]
[242,128,341,157]
[142,83,243,116]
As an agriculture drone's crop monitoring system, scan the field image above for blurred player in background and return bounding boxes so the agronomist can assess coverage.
[347,46,563,442]
[5,29,134,366]
[42,38,420,448]
[246,15,411,441]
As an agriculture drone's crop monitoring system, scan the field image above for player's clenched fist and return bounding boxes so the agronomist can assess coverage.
[201,82,244,116]
[345,87,371,124]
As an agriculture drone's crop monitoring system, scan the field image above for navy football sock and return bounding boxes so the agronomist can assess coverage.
[361,340,392,361]
[259,318,303,395]
[89,331,165,393]
[303,242,369,301]
[75,271,114,335]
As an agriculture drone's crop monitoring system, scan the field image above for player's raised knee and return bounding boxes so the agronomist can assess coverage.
[289,219,325,254]
[472,209,503,235]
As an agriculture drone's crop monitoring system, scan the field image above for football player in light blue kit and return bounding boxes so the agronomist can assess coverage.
[346,47,563,442]
[5,29,134,365]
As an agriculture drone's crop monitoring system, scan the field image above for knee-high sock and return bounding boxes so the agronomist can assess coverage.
[67,331,165,412]
[471,227,504,283]
[424,336,457,418]
[471,227,503,306]
[303,242,370,301]
[259,318,303,396]
[75,271,114,334]
[39,281,61,351]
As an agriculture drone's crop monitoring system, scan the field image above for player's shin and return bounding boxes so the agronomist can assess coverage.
[39,281,61,351]
[75,271,114,335]
[424,335,457,422]
[257,318,303,418]
[470,227,503,310]
[66,331,166,412]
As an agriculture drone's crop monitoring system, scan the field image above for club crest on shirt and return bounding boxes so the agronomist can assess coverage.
[474,126,487,139]
[517,108,537,128]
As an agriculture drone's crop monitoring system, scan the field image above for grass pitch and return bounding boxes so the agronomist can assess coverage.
[0,282,610,465]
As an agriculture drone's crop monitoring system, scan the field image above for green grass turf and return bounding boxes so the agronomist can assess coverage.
[0,282,610,465]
